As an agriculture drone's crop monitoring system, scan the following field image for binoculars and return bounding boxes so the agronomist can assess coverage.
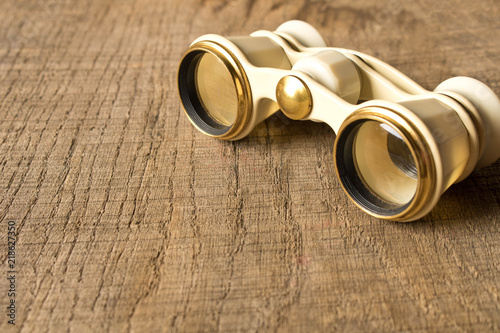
[177,20,500,222]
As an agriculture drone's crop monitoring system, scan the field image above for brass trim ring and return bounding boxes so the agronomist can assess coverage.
[177,41,252,140]
[334,107,437,221]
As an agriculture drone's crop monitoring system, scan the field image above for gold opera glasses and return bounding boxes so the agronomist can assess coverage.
[177,21,500,221]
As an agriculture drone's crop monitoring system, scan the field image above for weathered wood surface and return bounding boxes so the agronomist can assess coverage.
[1,0,500,331]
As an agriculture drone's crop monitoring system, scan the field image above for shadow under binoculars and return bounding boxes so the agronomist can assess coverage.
[177,21,500,222]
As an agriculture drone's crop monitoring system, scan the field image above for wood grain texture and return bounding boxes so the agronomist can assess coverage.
[1,0,500,331]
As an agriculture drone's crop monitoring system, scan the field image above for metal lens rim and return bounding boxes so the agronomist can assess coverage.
[335,117,420,217]
[178,49,234,136]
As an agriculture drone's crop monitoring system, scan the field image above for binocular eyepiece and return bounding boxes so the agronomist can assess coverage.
[177,20,500,222]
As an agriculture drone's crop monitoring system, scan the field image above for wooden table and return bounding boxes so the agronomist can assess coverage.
[1,0,500,331]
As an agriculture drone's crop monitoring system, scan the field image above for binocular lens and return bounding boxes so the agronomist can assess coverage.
[178,44,249,138]
[336,120,419,215]
[195,53,238,126]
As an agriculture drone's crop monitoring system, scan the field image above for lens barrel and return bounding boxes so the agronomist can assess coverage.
[334,106,440,221]
[335,119,418,216]
[177,42,252,140]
